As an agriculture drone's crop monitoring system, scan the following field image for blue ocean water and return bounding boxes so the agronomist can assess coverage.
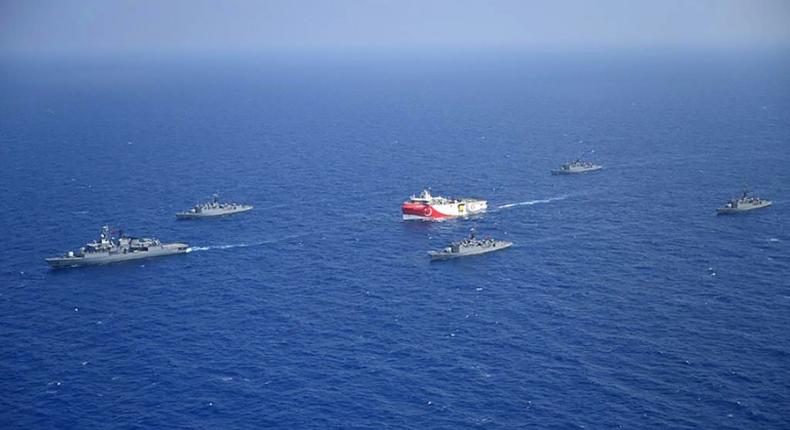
[1,51,789,429]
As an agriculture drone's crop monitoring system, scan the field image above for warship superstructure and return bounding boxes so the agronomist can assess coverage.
[428,230,512,260]
[402,188,487,221]
[717,188,772,214]
[46,226,190,268]
[176,194,253,219]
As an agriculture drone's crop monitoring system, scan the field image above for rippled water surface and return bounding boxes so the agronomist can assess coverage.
[1,52,789,429]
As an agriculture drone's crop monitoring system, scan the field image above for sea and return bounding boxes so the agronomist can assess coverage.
[0,49,788,429]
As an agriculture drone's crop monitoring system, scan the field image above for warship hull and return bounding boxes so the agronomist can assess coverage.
[429,241,512,260]
[716,201,772,214]
[176,205,253,219]
[46,243,190,268]
[551,165,603,175]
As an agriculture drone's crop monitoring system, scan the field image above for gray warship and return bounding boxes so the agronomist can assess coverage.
[551,151,602,175]
[551,159,603,175]
[176,194,253,219]
[429,230,512,261]
[717,188,773,214]
[46,226,190,268]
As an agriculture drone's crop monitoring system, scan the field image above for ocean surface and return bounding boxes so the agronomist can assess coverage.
[1,50,788,429]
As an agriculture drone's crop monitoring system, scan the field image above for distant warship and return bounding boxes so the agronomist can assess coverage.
[428,230,512,260]
[46,226,189,268]
[176,194,253,219]
[717,188,772,214]
[552,150,602,174]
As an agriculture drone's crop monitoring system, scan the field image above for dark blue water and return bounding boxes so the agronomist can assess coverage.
[1,51,789,429]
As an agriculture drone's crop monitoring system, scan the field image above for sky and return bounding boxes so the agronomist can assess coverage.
[1,0,789,56]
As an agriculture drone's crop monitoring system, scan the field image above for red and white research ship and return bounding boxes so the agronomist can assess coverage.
[402,189,488,221]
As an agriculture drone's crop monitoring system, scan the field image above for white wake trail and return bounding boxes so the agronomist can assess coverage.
[497,195,568,210]
[190,243,257,252]
[189,233,308,252]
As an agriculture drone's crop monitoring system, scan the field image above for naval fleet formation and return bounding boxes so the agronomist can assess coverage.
[47,155,774,268]
[46,194,251,268]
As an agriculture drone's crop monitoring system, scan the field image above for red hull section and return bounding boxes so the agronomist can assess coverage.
[401,202,449,219]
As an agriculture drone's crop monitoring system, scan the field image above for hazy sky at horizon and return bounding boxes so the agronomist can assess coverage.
[1,0,789,56]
